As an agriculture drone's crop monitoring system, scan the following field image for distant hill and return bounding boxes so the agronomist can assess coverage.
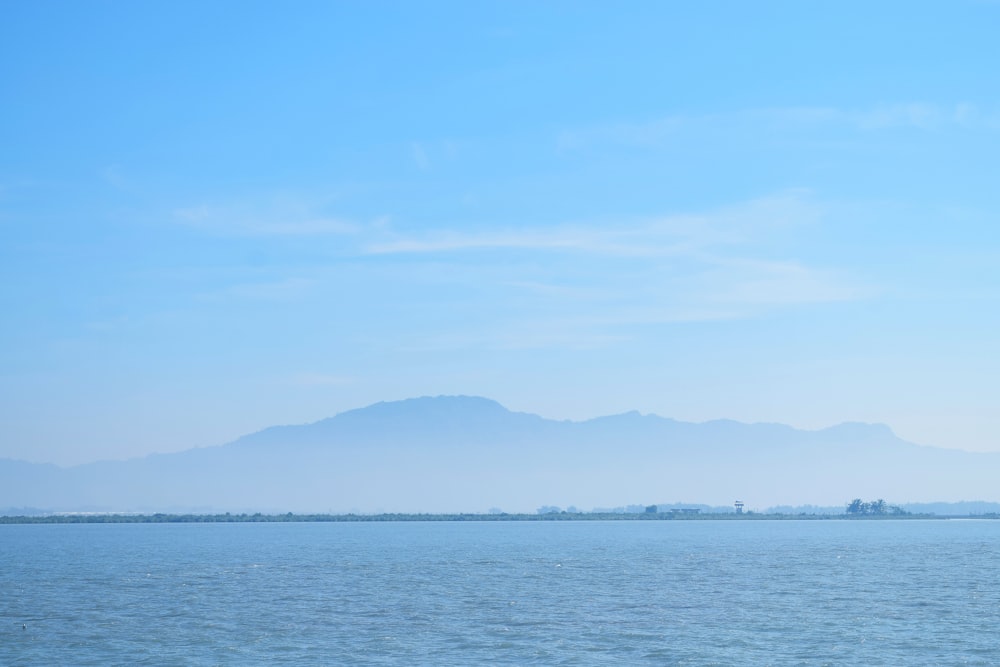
[2,395,998,514]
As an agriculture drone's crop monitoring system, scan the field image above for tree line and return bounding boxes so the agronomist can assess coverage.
[845,498,908,516]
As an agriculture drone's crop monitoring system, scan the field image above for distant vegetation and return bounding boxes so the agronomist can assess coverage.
[0,511,831,524]
[7,501,1000,524]
[6,508,999,524]
[845,498,908,516]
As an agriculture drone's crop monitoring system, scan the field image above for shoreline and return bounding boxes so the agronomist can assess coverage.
[3,511,997,524]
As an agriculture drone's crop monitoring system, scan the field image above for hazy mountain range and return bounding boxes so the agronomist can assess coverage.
[3,395,999,514]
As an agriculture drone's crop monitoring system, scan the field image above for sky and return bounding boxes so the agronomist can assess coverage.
[2,1,1000,465]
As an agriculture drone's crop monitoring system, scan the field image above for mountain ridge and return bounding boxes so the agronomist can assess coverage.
[224,394,898,454]
[2,395,994,514]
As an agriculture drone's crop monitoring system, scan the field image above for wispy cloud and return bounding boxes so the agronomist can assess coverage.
[285,372,354,387]
[556,117,684,151]
[693,257,868,307]
[396,319,633,352]
[761,102,998,131]
[172,194,364,237]
[368,229,605,255]
[100,164,128,190]
[196,277,317,302]
[410,142,431,171]
[500,280,617,301]
[355,191,868,349]
[366,191,820,258]
[84,315,131,333]
[166,189,868,351]
[558,102,1000,151]
[395,259,863,351]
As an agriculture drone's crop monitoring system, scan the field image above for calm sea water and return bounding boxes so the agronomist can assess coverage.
[2,520,999,665]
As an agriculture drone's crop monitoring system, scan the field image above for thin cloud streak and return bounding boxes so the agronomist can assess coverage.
[172,194,365,237]
[175,207,359,236]
[558,102,1000,151]
[759,102,1000,131]
[694,259,870,306]
[286,372,355,387]
[365,192,821,258]
[196,277,317,303]
[410,142,431,171]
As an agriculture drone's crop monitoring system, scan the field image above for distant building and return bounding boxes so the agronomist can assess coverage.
[734,500,745,514]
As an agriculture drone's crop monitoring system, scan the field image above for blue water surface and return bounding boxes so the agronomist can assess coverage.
[2,520,999,665]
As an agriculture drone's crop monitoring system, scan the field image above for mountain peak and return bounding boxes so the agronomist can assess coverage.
[337,395,511,420]
[388,394,507,410]
[306,394,537,440]
[819,421,897,440]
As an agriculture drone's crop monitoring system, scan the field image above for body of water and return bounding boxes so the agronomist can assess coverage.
[2,519,999,665]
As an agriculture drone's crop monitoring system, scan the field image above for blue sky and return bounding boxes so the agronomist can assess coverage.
[3,1,1000,464]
